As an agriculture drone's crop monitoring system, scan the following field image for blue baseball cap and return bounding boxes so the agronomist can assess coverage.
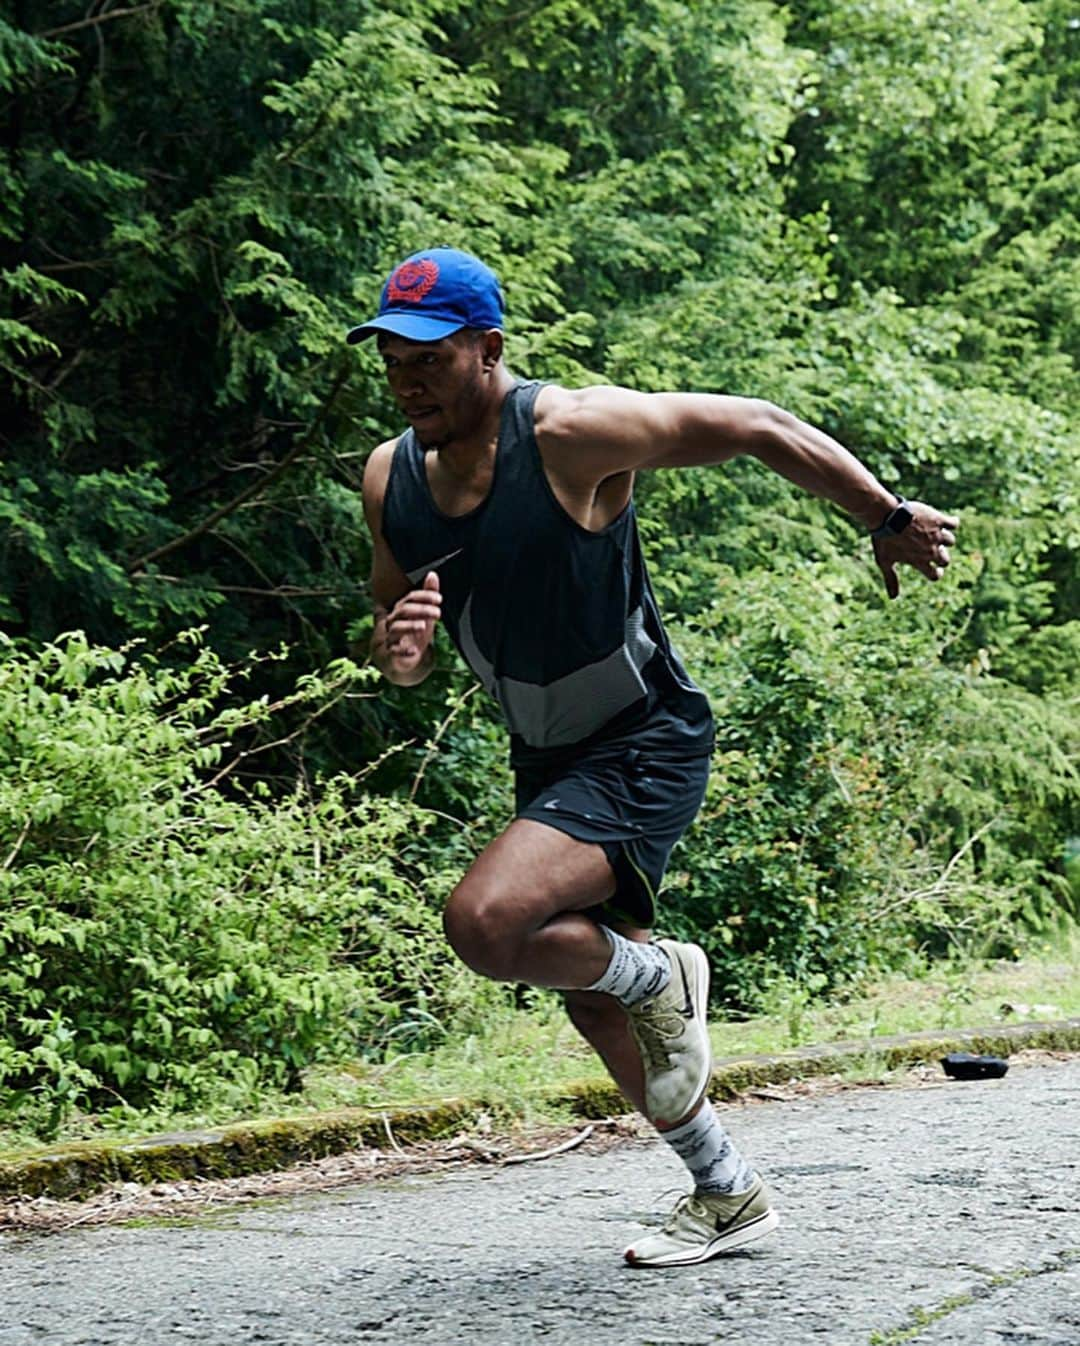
[347,248,505,344]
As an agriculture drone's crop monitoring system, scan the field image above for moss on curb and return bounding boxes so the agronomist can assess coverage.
[3,1018,1078,1203]
[0,1100,478,1201]
[706,1019,1080,1096]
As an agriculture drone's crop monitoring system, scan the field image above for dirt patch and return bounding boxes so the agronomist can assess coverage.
[0,1116,648,1235]
[4,1049,1074,1236]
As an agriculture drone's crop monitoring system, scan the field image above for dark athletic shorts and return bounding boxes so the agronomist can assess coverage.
[514,743,711,929]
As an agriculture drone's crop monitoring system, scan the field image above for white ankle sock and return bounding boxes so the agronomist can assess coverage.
[584,927,671,1007]
[660,1100,754,1194]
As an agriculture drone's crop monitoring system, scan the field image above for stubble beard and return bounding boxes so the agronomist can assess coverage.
[416,368,485,451]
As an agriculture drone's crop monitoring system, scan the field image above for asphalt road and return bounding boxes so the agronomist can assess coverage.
[4,1058,1079,1346]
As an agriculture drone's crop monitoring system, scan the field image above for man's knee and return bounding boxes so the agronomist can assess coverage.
[443,878,520,980]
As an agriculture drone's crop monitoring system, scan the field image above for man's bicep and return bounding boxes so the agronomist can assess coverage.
[537,385,671,470]
[634,393,775,469]
[539,385,770,475]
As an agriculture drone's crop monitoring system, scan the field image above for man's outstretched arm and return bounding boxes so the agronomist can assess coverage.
[534,385,958,599]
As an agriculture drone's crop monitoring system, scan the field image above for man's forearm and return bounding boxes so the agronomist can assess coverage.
[750,405,897,529]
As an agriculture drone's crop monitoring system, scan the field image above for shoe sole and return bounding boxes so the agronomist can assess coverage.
[652,940,713,1125]
[624,1208,779,1268]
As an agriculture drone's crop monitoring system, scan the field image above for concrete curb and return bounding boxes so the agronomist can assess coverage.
[3,1018,1078,1202]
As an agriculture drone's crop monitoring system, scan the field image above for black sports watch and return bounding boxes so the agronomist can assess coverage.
[871,497,914,540]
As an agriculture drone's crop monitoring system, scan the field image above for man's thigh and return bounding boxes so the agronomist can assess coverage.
[457,817,617,928]
[514,748,710,929]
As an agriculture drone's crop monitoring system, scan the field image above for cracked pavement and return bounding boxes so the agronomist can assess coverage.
[3,1057,1079,1345]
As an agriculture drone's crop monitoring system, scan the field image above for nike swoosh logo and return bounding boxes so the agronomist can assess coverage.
[677,960,695,1018]
[406,548,464,583]
[425,547,464,570]
[715,1191,760,1233]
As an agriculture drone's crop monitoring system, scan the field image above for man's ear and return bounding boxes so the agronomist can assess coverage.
[480,329,503,370]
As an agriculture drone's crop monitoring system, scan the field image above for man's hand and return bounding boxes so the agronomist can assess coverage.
[872,502,959,600]
[381,571,442,680]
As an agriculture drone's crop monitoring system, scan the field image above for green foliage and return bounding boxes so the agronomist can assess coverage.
[659,547,1078,1001]
[0,1,1077,1134]
[0,633,501,1134]
[786,0,1041,297]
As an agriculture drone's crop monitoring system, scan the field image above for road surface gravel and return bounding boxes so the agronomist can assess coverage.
[4,1057,1079,1345]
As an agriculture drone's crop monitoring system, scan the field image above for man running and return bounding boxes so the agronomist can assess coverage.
[354,248,957,1267]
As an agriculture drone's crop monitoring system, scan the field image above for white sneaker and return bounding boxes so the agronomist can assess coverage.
[624,1175,778,1268]
[625,939,712,1127]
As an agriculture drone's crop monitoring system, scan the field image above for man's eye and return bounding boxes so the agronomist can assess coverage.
[419,354,437,365]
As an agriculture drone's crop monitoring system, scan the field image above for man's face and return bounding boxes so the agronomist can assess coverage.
[378,330,494,448]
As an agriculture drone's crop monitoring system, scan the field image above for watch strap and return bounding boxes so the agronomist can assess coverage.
[871,497,913,539]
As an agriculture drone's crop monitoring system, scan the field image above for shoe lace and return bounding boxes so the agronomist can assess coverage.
[627,1001,684,1072]
[662,1193,708,1232]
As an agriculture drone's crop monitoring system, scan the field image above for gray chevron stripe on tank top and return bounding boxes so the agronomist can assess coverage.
[380,379,712,755]
[454,595,658,749]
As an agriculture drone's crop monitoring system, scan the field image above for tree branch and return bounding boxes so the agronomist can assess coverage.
[873,819,999,920]
[193,679,368,794]
[38,3,162,40]
[130,573,367,600]
[409,682,481,803]
[2,818,32,873]
[126,363,351,574]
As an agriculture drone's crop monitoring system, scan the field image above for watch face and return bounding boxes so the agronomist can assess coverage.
[891,503,914,533]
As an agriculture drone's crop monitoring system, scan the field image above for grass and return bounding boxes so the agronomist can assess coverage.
[2,930,1078,1157]
[326,928,1080,1113]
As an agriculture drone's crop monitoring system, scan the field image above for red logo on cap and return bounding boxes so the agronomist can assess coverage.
[388,259,439,304]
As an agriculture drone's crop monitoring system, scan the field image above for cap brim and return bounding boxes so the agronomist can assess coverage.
[346,313,465,345]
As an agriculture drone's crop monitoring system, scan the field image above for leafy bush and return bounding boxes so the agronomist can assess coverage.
[0,633,493,1134]
[658,542,1079,1002]
[2,0,1078,1137]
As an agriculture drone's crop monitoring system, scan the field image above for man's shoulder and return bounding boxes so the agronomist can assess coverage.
[532,382,580,435]
[532,382,656,442]
[361,436,402,512]
[532,384,612,462]
[363,436,401,482]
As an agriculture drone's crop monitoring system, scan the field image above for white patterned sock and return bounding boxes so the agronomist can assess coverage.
[661,1100,754,1194]
[584,927,671,1007]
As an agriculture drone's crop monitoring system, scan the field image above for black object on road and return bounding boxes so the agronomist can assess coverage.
[941,1052,1009,1080]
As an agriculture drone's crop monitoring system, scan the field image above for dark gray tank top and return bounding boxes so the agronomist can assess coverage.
[381,380,713,763]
